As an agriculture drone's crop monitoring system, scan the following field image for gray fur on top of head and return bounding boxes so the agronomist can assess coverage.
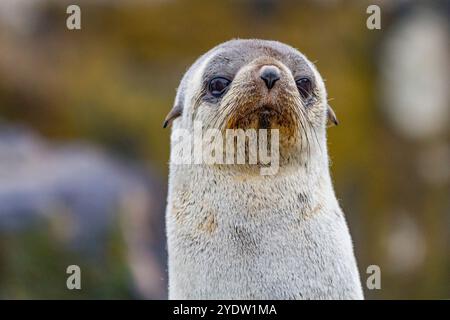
[165,39,363,300]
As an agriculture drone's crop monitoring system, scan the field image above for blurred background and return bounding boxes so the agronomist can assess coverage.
[0,0,448,299]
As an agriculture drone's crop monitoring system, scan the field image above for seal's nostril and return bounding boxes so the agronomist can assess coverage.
[260,65,281,90]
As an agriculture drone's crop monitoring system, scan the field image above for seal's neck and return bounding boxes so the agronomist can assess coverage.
[169,143,336,219]
[168,123,336,217]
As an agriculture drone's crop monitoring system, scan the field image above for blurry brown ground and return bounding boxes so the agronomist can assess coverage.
[0,0,448,299]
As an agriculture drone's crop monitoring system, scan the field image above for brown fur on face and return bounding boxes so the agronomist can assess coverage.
[215,57,304,155]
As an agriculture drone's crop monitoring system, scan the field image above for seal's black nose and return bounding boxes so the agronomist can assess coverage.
[260,65,281,90]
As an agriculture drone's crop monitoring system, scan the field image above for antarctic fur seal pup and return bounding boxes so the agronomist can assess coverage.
[164,39,363,299]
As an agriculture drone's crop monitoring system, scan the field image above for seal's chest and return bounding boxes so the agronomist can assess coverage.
[180,211,302,260]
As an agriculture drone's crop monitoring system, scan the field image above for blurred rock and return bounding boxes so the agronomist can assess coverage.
[380,5,449,141]
[0,124,167,299]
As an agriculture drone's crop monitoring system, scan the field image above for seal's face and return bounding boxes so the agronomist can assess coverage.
[201,44,323,134]
[165,39,338,165]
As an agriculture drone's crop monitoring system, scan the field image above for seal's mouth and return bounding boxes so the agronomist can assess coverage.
[226,104,296,132]
[258,106,282,129]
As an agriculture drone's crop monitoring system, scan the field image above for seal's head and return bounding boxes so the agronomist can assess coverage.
[164,39,337,168]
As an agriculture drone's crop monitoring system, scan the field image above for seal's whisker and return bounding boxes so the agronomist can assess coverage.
[297,105,312,167]
[309,120,324,157]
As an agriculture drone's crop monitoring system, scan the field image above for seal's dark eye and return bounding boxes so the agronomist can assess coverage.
[295,77,313,99]
[208,77,231,98]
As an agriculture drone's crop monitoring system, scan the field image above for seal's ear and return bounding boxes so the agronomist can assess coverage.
[326,104,339,127]
[163,103,182,128]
